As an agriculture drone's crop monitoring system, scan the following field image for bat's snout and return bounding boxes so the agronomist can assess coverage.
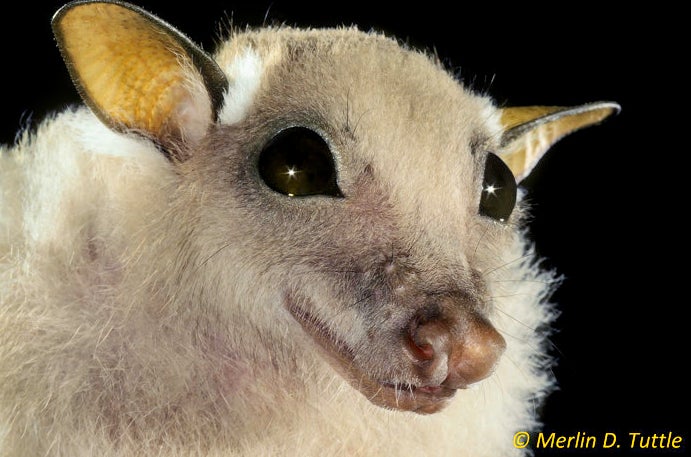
[406,310,506,389]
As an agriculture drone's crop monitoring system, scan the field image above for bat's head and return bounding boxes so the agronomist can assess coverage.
[53,1,619,414]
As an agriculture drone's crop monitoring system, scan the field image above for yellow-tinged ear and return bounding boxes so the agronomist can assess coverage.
[498,102,620,181]
[52,1,228,159]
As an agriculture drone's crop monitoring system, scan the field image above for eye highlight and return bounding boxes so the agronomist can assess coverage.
[258,127,343,198]
[479,153,517,222]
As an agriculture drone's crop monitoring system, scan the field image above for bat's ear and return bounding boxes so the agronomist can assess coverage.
[498,102,620,182]
[52,1,228,160]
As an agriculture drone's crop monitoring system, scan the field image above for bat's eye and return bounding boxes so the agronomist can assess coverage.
[258,127,343,198]
[479,153,517,222]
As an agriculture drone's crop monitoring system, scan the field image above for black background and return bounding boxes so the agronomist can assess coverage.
[2,2,684,455]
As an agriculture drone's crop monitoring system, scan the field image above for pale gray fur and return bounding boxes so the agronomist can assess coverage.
[0,11,570,457]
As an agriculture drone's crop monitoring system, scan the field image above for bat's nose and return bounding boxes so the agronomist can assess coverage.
[442,315,506,388]
[406,311,506,389]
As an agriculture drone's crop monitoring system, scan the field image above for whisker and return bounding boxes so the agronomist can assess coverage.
[494,308,564,359]
[493,278,560,285]
[401,226,424,257]
[288,269,362,276]
[345,88,351,133]
[544,336,564,359]
[491,353,555,424]
[368,382,385,404]
[351,108,372,138]
[346,293,374,310]
[470,225,491,264]
[262,3,274,26]
[490,292,538,299]
[493,306,540,332]
[484,252,537,276]
[196,242,232,271]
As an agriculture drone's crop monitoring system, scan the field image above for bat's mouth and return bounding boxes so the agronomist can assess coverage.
[285,295,457,414]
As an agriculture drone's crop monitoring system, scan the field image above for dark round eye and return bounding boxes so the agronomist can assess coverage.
[479,152,517,222]
[258,127,343,198]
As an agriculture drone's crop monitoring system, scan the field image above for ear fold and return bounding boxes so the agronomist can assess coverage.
[498,102,620,181]
[52,1,228,159]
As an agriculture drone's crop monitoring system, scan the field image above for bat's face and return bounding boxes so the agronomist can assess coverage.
[51,1,618,415]
[181,30,514,413]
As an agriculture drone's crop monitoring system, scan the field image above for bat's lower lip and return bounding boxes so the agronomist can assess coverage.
[375,382,457,414]
[285,294,456,414]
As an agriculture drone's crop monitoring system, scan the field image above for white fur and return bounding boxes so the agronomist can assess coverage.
[0,24,560,457]
[77,112,160,159]
[1,109,556,455]
[218,48,265,124]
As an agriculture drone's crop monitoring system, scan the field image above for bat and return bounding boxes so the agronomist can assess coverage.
[0,1,619,455]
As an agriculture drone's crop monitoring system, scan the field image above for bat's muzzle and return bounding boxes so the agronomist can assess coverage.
[406,308,506,390]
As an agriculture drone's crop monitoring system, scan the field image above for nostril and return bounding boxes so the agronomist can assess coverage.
[407,332,435,361]
[406,317,450,364]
